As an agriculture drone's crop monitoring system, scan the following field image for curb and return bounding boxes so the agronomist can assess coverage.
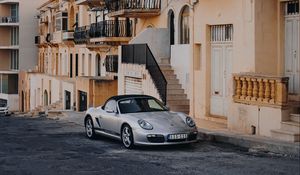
[198,128,300,157]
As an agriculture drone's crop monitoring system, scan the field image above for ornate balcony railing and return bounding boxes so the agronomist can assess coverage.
[74,26,90,44]
[105,0,161,17]
[89,20,132,38]
[233,73,289,107]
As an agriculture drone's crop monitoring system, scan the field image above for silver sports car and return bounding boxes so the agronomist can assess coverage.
[84,95,198,148]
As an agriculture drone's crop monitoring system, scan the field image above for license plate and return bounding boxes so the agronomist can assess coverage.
[168,133,188,140]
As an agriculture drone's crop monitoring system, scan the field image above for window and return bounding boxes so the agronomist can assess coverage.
[104,100,117,113]
[10,50,19,70]
[11,27,19,45]
[285,1,299,15]
[180,6,190,44]
[56,12,68,31]
[10,4,19,22]
[210,24,233,43]
[82,54,85,76]
[105,55,118,73]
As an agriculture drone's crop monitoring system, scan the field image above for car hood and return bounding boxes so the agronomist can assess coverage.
[124,111,189,131]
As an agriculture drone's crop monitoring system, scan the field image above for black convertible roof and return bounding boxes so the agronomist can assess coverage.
[108,95,154,101]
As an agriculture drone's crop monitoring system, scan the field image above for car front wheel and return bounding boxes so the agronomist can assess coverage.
[85,117,96,139]
[121,125,134,149]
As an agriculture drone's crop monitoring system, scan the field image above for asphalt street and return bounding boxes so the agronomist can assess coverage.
[0,115,299,175]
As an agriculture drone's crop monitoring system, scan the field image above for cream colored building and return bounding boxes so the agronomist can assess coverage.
[0,0,44,111]
[20,0,299,142]
[114,0,299,142]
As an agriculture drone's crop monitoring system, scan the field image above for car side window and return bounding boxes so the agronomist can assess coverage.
[104,100,117,113]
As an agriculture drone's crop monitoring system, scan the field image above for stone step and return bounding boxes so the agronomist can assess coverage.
[281,121,300,133]
[162,70,175,76]
[165,74,177,80]
[166,79,179,84]
[160,58,170,64]
[167,89,185,95]
[169,105,190,111]
[205,115,228,125]
[167,84,182,90]
[167,99,190,105]
[271,129,300,142]
[159,65,172,70]
[167,94,187,100]
[291,114,300,123]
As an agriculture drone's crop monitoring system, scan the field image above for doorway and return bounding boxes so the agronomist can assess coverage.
[168,10,175,45]
[210,24,233,117]
[284,1,299,94]
[78,91,87,111]
[65,90,71,110]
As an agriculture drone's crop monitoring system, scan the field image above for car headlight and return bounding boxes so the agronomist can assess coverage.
[186,117,195,127]
[138,120,153,130]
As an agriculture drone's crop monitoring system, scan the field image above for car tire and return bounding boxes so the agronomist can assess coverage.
[121,124,134,149]
[85,117,96,139]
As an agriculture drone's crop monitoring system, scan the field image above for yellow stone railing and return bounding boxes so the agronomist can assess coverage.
[233,73,289,107]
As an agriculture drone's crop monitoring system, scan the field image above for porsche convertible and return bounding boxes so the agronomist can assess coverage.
[84,95,198,148]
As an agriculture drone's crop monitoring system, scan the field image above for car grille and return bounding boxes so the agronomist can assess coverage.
[147,135,165,143]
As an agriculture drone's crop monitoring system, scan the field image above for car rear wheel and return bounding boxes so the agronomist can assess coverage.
[121,125,134,149]
[85,117,96,139]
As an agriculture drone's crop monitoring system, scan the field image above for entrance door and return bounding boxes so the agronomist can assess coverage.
[65,90,71,110]
[70,54,73,78]
[284,2,299,94]
[79,91,87,111]
[210,24,233,117]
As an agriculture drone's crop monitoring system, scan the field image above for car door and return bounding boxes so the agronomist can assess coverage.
[100,99,122,136]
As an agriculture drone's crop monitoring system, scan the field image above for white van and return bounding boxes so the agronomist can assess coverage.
[0,99,9,116]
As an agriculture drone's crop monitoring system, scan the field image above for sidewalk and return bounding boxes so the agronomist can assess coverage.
[55,111,300,157]
[195,118,300,157]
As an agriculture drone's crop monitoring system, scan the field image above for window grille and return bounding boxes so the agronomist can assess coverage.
[210,24,233,43]
[285,1,299,16]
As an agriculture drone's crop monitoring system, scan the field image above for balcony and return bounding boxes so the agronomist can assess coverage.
[74,20,132,46]
[75,0,105,7]
[63,31,74,40]
[89,20,132,45]
[233,73,289,108]
[0,0,19,4]
[0,16,19,26]
[74,26,90,45]
[0,40,18,50]
[106,0,161,18]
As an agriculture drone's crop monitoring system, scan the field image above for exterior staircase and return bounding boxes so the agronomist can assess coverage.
[159,58,190,114]
[271,112,300,142]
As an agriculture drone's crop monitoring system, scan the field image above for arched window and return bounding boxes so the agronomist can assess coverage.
[168,10,175,45]
[180,6,190,44]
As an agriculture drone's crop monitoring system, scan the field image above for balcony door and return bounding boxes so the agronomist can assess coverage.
[284,1,299,94]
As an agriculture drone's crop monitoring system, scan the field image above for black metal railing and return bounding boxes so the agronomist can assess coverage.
[105,55,118,73]
[106,0,161,11]
[74,26,90,44]
[0,16,19,23]
[89,20,132,38]
[122,44,167,104]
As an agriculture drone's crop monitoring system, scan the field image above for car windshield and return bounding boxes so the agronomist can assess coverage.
[118,98,168,114]
[0,103,6,107]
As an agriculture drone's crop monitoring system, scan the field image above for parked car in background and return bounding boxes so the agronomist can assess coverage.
[84,95,198,149]
[0,99,9,116]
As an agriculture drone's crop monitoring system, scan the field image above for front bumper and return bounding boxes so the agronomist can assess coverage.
[133,128,199,146]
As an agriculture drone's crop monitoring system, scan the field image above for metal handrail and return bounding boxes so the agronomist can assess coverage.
[89,20,132,38]
[121,44,167,104]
